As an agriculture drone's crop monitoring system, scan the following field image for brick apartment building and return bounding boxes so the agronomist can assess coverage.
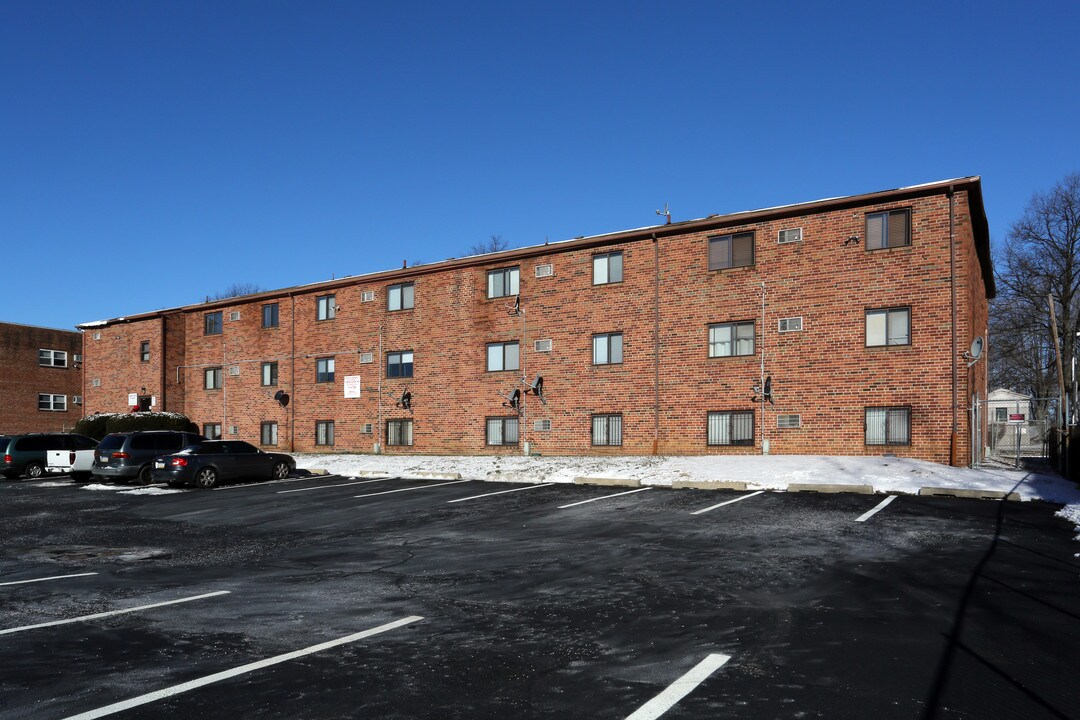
[0,321,84,433]
[78,177,993,465]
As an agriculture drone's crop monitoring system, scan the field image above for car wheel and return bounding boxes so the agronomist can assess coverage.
[25,462,45,479]
[272,461,290,480]
[137,465,154,485]
[194,467,218,489]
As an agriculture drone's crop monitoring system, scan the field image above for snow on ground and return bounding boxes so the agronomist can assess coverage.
[293,453,1080,538]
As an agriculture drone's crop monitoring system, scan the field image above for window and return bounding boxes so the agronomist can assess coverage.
[203,423,222,440]
[707,411,755,446]
[387,351,414,378]
[994,407,1008,422]
[591,414,623,446]
[709,321,755,357]
[205,312,223,335]
[486,417,520,446]
[593,333,623,365]
[260,422,278,446]
[316,357,335,383]
[487,342,520,372]
[387,419,413,446]
[708,231,755,270]
[38,394,67,411]
[866,209,911,250]
[388,283,414,311]
[317,295,336,321]
[866,307,911,346]
[263,303,279,328]
[487,267,519,299]
[316,421,335,446]
[865,407,911,445]
[139,341,150,362]
[205,367,223,390]
[593,252,623,285]
[778,228,802,244]
[38,349,68,367]
[262,361,278,387]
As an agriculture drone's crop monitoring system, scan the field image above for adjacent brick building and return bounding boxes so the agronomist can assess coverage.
[78,177,994,465]
[0,322,84,433]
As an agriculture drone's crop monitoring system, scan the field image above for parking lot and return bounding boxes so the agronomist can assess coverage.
[2,474,1079,719]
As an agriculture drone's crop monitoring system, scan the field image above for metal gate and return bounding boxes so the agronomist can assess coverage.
[977,397,1052,466]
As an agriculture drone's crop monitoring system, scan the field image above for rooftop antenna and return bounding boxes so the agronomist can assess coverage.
[656,203,671,224]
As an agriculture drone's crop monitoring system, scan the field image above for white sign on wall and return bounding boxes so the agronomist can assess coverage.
[343,375,362,399]
[128,393,138,407]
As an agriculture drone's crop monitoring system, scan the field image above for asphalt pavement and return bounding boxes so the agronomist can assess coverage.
[1,475,1079,719]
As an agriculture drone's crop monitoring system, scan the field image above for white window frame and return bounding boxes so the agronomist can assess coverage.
[38,393,67,411]
[38,349,68,367]
[778,317,803,333]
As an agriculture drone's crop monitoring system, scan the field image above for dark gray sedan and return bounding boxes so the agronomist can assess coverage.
[150,440,295,489]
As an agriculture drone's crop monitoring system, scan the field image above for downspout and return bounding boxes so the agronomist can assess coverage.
[159,317,167,411]
[949,187,958,465]
[652,232,660,455]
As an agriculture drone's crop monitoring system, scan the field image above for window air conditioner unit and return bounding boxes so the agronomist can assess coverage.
[778,228,802,244]
[228,366,241,376]
[534,339,553,352]
[359,352,374,364]
[361,291,375,302]
[229,311,241,321]
[73,395,83,405]
[535,264,553,278]
[778,317,803,332]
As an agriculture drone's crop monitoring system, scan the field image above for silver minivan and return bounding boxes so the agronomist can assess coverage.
[91,430,205,484]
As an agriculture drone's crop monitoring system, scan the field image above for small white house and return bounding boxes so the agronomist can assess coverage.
[987,388,1035,423]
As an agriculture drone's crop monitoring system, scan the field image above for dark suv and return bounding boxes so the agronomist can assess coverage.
[91,430,206,485]
[1,433,99,479]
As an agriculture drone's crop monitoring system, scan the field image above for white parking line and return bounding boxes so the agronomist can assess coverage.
[447,483,556,503]
[855,494,897,523]
[278,477,394,494]
[558,487,652,509]
[62,615,423,720]
[625,653,732,720]
[0,590,230,636]
[355,479,470,499]
[690,490,765,515]
[0,572,98,587]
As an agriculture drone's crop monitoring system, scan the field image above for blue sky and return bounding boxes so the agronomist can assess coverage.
[2,1,1077,330]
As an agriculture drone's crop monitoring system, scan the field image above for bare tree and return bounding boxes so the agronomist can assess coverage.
[210,282,264,301]
[469,234,510,256]
[992,172,1080,424]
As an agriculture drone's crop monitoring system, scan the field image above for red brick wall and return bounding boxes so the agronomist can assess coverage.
[78,185,992,464]
[0,322,83,433]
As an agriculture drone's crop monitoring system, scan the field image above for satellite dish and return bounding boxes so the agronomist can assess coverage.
[763,376,773,404]
[523,375,545,405]
[396,390,412,411]
[969,337,984,360]
[273,390,290,408]
[505,389,521,411]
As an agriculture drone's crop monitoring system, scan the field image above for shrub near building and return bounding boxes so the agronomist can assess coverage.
[74,412,199,441]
